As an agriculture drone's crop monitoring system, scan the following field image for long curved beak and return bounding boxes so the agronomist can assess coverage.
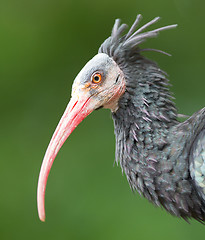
[37,95,93,222]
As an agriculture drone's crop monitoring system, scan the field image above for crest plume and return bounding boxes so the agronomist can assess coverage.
[99,14,177,60]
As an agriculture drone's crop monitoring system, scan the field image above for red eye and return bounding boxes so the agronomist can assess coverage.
[92,73,102,84]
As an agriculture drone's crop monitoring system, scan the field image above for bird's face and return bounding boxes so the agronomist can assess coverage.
[71,53,125,111]
[37,53,125,221]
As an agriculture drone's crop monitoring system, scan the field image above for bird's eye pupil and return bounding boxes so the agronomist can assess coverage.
[92,73,102,83]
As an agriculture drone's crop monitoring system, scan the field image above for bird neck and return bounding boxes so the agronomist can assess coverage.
[112,55,178,193]
[113,55,178,143]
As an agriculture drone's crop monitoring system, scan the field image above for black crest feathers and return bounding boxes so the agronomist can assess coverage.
[98,14,177,62]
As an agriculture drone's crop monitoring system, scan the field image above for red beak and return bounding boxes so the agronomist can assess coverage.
[37,95,93,222]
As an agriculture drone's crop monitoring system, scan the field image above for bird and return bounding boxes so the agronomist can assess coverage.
[37,14,205,223]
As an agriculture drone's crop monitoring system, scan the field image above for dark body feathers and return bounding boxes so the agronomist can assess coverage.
[100,15,205,222]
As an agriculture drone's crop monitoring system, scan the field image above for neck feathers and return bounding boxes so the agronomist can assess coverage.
[112,56,178,202]
[119,55,177,123]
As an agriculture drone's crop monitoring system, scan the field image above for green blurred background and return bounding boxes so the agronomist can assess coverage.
[0,0,205,239]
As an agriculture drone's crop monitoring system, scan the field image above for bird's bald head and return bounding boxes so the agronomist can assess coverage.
[71,53,125,112]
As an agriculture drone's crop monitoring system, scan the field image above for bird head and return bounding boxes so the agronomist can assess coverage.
[37,14,177,221]
[70,53,126,112]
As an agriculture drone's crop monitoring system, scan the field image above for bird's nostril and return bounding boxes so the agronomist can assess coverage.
[115,74,120,83]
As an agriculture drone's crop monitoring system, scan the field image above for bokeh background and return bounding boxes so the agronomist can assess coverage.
[1,0,205,239]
